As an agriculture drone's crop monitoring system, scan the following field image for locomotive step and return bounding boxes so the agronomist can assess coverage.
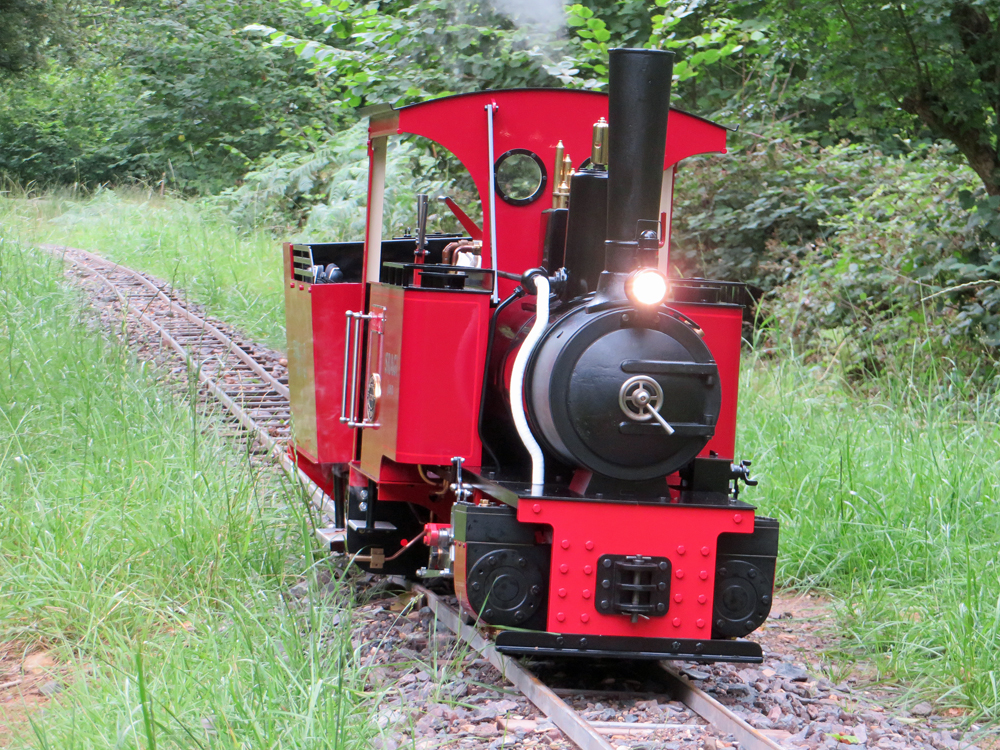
[315,527,346,552]
[346,519,398,532]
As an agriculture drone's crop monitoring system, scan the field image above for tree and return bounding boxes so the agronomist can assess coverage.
[768,0,1000,195]
[0,0,80,74]
[106,0,329,191]
[246,0,565,109]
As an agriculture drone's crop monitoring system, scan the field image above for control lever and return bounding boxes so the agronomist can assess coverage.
[645,404,675,435]
[415,193,429,262]
[450,456,473,502]
[731,460,758,499]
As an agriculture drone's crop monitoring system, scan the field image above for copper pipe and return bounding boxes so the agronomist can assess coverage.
[352,531,428,564]
[418,464,451,496]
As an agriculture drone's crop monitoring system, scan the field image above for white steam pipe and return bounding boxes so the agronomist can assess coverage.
[510,275,550,494]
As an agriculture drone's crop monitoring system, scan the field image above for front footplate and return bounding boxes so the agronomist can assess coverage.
[495,631,763,663]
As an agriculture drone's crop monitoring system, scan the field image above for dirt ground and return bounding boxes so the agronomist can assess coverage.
[0,643,68,748]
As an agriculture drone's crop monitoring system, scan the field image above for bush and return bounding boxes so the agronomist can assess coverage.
[0,0,331,193]
[213,122,478,241]
[0,64,145,186]
[672,127,1000,373]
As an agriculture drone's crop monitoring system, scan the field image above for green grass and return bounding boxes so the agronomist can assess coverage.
[2,186,287,349]
[7,187,1000,719]
[0,225,373,747]
[739,351,1000,716]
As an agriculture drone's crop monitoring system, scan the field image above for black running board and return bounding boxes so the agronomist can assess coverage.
[495,631,763,663]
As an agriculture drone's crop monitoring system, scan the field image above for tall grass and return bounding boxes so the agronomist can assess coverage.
[7,186,1000,717]
[0,226,372,746]
[1,186,286,348]
[740,349,1000,715]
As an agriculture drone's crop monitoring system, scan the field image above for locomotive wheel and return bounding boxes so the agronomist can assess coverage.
[466,548,546,628]
[711,559,773,638]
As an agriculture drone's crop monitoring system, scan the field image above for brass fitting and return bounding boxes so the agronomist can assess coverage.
[591,117,609,167]
[552,141,568,208]
[552,146,573,209]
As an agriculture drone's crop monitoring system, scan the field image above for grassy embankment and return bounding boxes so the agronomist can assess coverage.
[5,189,1000,720]
[740,356,1000,716]
[2,187,286,349]
[0,215,373,746]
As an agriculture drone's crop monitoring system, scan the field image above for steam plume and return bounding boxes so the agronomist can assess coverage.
[490,0,567,30]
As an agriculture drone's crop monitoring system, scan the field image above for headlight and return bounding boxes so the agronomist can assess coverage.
[625,268,668,306]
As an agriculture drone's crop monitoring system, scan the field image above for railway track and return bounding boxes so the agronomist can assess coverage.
[48,244,784,750]
[45,244,333,515]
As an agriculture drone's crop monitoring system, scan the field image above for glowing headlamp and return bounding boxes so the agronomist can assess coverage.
[625,268,668,307]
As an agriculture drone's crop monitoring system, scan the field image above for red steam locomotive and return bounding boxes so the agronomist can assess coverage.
[283,48,778,662]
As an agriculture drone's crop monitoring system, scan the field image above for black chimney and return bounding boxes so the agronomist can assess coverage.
[604,48,674,274]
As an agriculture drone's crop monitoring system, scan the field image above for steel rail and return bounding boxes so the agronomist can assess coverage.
[44,244,289,401]
[52,246,784,750]
[51,248,333,519]
[412,584,784,750]
[658,664,784,750]
[412,584,615,750]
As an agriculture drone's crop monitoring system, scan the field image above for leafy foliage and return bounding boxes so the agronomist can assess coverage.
[0,0,333,192]
[0,64,145,185]
[108,0,333,192]
[764,0,1000,195]
[671,128,1000,367]
[561,1,770,89]
[214,121,473,240]
[246,0,563,107]
[0,0,76,74]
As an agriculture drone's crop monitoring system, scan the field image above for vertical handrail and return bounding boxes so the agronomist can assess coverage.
[339,311,353,423]
[340,311,377,428]
[485,103,499,304]
[348,313,362,426]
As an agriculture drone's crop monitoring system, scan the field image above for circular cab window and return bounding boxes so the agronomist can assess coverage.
[494,149,547,206]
